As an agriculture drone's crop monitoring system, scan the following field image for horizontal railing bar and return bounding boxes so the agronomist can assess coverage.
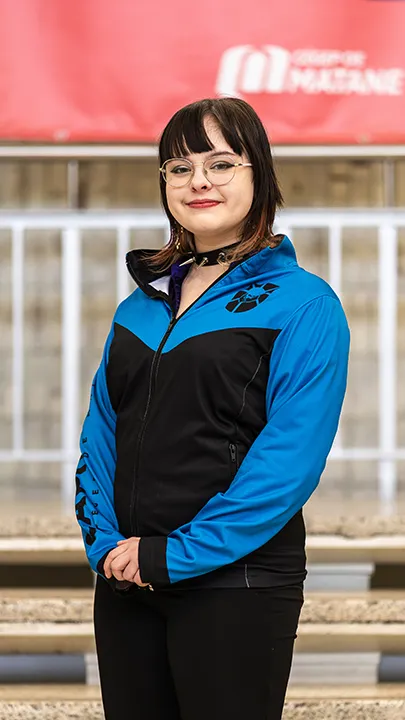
[330,449,405,461]
[0,451,77,462]
[1,144,405,159]
[281,210,405,226]
[274,145,405,159]
[1,209,405,229]
[0,449,404,462]
[0,145,160,159]
[0,212,168,229]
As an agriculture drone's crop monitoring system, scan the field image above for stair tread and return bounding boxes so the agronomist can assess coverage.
[1,533,405,573]
[2,589,405,625]
[0,685,101,701]
[0,682,403,701]
[287,685,405,700]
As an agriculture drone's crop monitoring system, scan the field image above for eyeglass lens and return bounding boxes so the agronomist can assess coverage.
[163,156,238,187]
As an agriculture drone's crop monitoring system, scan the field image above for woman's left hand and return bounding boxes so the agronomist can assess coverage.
[103,537,149,585]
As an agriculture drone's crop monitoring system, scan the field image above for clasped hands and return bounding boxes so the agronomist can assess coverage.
[103,537,149,586]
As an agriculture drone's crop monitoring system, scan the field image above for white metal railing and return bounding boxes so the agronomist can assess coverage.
[1,144,405,158]
[0,208,403,513]
[276,211,402,518]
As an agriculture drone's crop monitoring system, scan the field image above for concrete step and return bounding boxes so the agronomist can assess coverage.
[296,623,405,653]
[0,684,404,719]
[0,623,94,654]
[4,618,405,655]
[0,617,404,687]
[306,535,405,564]
[0,589,92,622]
[3,510,405,537]
[0,538,85,565]
[2,590,405,654]
[0,685,102,720]
[302,590,405,623]
[286,684,405,719]
[305,515,405,538]
[2,588,405,624]
[3,508,405,538]
[0,517,80,538]
[1,534,405,565]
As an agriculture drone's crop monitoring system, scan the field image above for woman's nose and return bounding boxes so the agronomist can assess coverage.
[190,164,212,191]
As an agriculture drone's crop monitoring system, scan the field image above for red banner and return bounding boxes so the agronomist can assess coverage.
[0,0,405,143]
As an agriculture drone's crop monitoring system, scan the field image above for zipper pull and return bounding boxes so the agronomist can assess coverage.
[229,443,237,463]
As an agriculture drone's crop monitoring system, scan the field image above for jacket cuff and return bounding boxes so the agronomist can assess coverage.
[138,536,169,587]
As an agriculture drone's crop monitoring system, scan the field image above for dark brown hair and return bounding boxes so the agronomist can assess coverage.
[147,97,283,270]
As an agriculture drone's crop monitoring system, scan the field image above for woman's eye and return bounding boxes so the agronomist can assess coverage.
[171,165,191,175]
[210,161,233,172]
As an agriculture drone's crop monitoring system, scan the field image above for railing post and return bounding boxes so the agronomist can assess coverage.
[12,226,25,455]
[328,224,342,297]
[61,228,82,514]
[329,224,343,452]
[116,226,131,304]
[378,224,398,514]
[163,222,171,247]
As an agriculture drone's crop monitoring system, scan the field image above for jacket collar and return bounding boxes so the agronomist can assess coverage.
[126,235,297,299]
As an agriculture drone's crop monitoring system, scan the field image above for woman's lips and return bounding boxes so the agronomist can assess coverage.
[187,201,221,209]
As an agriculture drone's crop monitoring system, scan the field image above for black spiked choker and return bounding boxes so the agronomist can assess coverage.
[178,242,240,268]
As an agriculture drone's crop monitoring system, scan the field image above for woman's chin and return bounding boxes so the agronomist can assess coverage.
[185,221,231,238]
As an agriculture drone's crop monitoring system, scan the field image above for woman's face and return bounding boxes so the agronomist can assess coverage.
[165,116,254,247]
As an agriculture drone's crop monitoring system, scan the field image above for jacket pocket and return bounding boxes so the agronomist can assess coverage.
[229,442,239,479]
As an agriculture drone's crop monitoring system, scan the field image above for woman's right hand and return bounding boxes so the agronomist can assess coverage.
[103,543,135,580]
[103,537,141,582]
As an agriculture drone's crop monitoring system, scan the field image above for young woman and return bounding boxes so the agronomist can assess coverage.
[75,98,350,720]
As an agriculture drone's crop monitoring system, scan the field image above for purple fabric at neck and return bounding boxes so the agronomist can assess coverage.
[169,257,242,314]
[169,261,190,314]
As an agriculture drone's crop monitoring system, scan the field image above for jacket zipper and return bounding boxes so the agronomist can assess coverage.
[229,442,238,472]
[128,257,249,536]
[129,314,176,535]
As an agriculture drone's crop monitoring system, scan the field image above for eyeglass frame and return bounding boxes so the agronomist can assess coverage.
[159,157,253,187]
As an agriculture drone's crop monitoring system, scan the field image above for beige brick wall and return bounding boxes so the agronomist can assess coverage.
[276,160,385,207]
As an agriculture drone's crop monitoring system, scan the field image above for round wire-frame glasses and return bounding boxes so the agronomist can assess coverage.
[160,156,253,187]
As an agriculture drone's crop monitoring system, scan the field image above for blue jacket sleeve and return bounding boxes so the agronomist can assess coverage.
[138,294,350,586]
[75,317,126,578]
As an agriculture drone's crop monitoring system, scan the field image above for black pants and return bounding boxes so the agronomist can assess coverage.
[94,575,304,720]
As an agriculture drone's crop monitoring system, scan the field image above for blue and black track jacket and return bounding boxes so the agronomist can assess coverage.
[75,235,350,590]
